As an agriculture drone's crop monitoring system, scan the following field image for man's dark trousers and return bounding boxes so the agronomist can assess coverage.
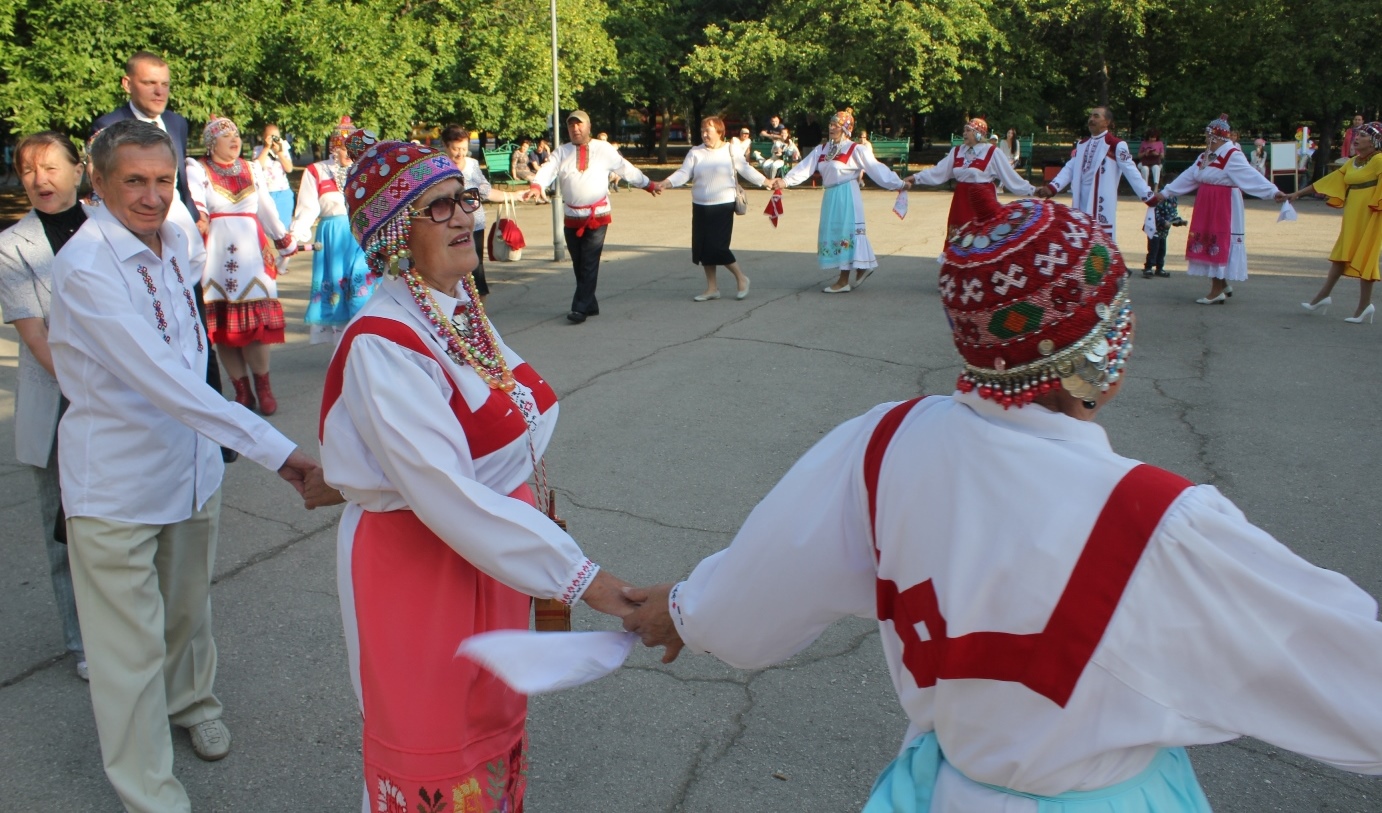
[564,224,607,316]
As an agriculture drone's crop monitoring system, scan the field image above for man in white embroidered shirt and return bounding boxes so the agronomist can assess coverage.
[1035,106,1153,245]
[48,119,320,813]
[523,110,659,323]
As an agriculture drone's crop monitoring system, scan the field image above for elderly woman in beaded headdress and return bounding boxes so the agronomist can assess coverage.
[781,108,907,293]
[187,116,296,414]
[905,117,1035,244]
[621,186,1382,812]
[288,115,374,345]
[317,129,636,812]
[1289,120,1382,323]
[1152,118,1285,305]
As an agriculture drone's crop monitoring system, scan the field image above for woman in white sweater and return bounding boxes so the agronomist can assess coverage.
[655,117,779,301]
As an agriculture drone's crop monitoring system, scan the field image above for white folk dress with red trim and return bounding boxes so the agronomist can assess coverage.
[319,276,598,811]
[910,143,1036,232]
[666,392,1382,811]
[782,140,906,271]
[1159,142,1281,281]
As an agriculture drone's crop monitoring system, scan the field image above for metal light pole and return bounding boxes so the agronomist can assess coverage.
[549,0,566,262]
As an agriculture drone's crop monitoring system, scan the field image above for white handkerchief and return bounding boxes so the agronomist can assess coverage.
[893,190,909,220]
[1143,206,1157,239]
[1278,201,1298,222]
[456,630,637,695]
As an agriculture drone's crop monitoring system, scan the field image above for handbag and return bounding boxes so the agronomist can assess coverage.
[487,196,527,262]
[733,183,748,216]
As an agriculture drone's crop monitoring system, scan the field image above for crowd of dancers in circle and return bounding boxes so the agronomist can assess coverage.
[4,47,1382,813]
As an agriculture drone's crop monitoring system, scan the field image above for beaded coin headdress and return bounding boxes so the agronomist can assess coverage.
[965,118,989,138]
[341,129,462,277]
[941,187,1133,409]
[1205,119,1232,138]
[1359,121,1382,150]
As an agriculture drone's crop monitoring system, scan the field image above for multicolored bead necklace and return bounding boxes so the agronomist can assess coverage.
[402,269,515,392]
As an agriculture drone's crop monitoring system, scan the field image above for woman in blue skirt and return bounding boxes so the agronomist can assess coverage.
[289,116,375,344]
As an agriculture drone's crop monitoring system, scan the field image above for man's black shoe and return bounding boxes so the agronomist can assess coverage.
[566,311,587,324]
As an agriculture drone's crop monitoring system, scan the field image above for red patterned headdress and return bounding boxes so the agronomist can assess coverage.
[964,118,989,138]
[342,129,462,277]
[941,188,1133,408]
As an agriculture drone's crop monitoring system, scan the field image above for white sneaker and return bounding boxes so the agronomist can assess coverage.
[75,659,89,681]
[188,719,232,761]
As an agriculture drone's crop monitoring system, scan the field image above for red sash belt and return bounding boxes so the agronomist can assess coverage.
[564,197,611,236]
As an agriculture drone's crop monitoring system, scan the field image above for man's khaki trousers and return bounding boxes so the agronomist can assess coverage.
[67,489,223,813]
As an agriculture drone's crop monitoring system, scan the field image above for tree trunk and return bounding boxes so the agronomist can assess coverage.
[658,102,671,164]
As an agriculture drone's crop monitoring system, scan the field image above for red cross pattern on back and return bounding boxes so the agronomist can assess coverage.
[863,398,1191,707]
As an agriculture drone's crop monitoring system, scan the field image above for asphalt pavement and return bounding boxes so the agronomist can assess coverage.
[1,182,1379,811]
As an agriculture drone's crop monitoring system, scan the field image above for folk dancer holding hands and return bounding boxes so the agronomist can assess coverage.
[780,109,907,293]
[623,189,1382,812]
[1291,121,1382,323]
[523,110,659,323]
[1151,118,1285,305]
[1036,107,1154,246]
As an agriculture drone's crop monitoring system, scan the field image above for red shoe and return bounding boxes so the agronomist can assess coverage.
[253,372,277,416]
[231,376,256,411]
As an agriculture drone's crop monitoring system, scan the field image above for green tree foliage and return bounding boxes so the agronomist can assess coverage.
[0,0,616,146]
[0,0,1377,165]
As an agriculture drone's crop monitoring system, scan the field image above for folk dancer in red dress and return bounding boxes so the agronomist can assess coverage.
[319,130,636,813]
[187,116,296,413]
[624,188,1382,812]
[905,118,1035,247]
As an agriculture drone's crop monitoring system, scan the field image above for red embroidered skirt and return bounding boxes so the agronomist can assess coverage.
[353,485,534,813]
[207,299,286,347]
[948,181,999,231]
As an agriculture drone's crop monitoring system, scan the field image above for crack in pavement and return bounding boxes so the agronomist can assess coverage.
[2,516,338,689]
[220,502,322,535]
[1146,322,1224,486]
[213,516,339,585]
[558,490,732,535]
[714,335,926,369]
[621,627,879,810]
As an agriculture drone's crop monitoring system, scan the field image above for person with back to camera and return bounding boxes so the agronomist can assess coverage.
[622,187,1382,813]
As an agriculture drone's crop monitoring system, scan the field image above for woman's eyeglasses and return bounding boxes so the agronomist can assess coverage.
[409,188,482,222]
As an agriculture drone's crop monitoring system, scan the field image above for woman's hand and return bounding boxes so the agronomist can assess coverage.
[580,570,639,618]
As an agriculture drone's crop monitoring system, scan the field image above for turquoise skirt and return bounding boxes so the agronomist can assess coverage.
[305,215,375,327]
[863,733,1213,812]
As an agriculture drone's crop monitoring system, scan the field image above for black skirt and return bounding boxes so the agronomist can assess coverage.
[691,202,736,266]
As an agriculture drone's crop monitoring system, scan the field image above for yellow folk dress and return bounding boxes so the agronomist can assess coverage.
[1313,153,1382,280]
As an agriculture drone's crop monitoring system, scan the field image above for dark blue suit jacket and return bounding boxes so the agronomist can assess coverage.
[92,104,197,217]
